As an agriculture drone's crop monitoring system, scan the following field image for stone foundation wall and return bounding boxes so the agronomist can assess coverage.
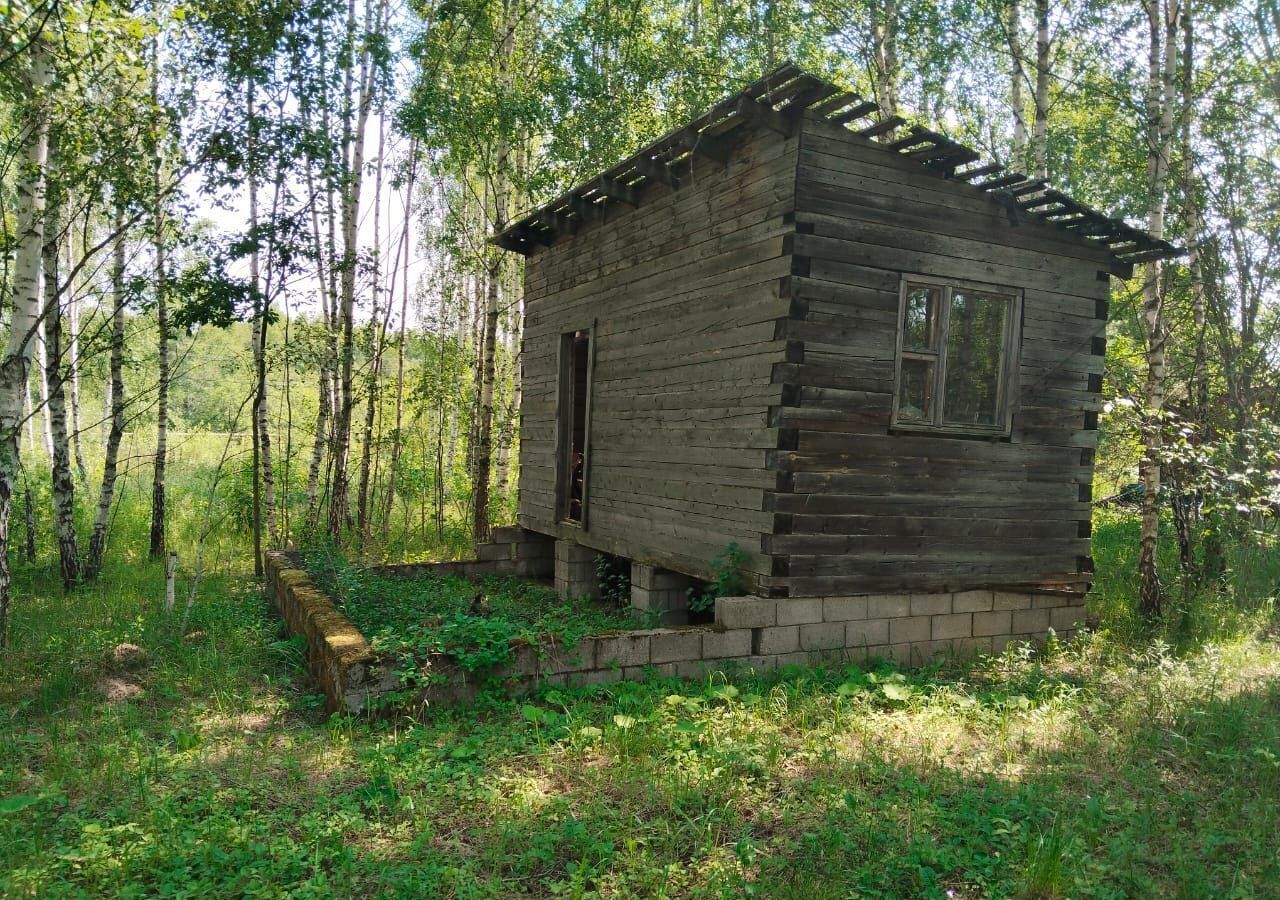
[373,527,555,582]
[264,551,400,714]
[554,540,599,599]
[265,535,1088,714]
[712,590,1086,669]
[630,562,697,626]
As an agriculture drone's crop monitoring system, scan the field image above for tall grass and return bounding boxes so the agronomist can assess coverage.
[1091,508,1279,648]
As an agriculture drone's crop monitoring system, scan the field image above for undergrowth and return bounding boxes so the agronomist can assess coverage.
[303,545,634,679]
[2,466,1278,897]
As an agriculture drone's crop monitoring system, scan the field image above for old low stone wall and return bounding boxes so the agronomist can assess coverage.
[264,539,1088,714]
[264,551,400,714]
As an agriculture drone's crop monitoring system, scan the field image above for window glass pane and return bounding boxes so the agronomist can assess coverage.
[943,291,1009,427]
[898,357,935,423]
[903,285,941,350]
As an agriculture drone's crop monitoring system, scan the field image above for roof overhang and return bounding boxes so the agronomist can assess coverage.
[493,62,1183,277]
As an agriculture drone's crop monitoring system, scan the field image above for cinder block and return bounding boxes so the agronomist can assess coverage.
[1050,605,1086,631]
[823,596,867,621]
[476,542,513,562]
[577,668,622,686]
[885,643,912,663]
[595,634,651,668]
[650,629,703,664]
[624,663,676,680]
[716,596,776,629]
[846,618,889,647]
[972,611,1012,637]
[652,572,690,591]
[911,593,952,616]
[777,598,823,625]
[1011,608,1050,634]
[864,644,892,662]
[746,655,778,674]
[555,540,596,564]
[841,643,870,663]
[991,634,1022,654]
[775,650,815,669]
[674,659,712,679]
[515,560,554,579]
[756,625,800,655]
[993,592,1033,611]
[545,638,597,672]
[932,613,972,640]
[631,562,693,592]
[868,594,911,617]
[515,541,554,560]
[889,615,931,644]
[799,622,845,651]
[1033,594,1074,608]
[631,583,686,614]
[952,590,994,613]
[914,639,953,662]
[702,629,752,659]
[954,636,992,656]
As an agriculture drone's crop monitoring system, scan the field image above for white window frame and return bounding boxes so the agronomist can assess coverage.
[890,274,1022,437]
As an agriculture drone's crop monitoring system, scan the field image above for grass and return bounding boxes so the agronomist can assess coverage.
[304,548,635,672]
[3,450,1279,896]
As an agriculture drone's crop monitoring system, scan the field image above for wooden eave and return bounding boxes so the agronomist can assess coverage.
[492,63,1183,275]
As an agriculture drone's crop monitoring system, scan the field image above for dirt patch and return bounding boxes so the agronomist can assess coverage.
[99,676,144,703]
[108,643,148,672]
[237,712,275,733]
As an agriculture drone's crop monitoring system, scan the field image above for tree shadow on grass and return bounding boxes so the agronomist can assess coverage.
[346,658,1280,898]
[5,635,1279,898]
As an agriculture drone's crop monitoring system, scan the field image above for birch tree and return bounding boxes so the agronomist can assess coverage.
[328,0,385,540]
[0,35,52,643]
[42,176,80,589]
[1136,0,1181,617]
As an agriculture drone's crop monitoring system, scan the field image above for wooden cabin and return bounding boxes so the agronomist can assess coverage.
[493,64,1178,654]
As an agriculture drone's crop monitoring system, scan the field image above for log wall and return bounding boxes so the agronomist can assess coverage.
[517,122,799,586]
[764,111,1109,597]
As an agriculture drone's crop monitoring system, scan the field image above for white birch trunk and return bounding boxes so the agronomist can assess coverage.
[43,190,80,589]
[85,219,128,581]
[0,38,52,643]
[67,224,87,485]
[1008,0,1027,166]
[1032,0,1050,180]
[1137,0,1180,617]
[871,0,900,121]
[328,0,382,539]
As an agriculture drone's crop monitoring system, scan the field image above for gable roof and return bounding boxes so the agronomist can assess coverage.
[493,62,1182,276]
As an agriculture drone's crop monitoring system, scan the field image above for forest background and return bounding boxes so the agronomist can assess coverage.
[1,0,1279,894]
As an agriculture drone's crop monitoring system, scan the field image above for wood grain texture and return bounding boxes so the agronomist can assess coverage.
[515,108,1098,598]
[517,121,797,586]
[768,110,1100,595]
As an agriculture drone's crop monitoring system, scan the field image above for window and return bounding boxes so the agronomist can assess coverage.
[892,276,1020,435]
[557,327,594,524]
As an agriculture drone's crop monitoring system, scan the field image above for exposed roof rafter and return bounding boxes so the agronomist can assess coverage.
[493,63,1182,269]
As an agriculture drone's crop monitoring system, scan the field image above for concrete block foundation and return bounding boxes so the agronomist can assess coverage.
[555,540,599,600]
[265,534,1088,714]
[630,562,696,626]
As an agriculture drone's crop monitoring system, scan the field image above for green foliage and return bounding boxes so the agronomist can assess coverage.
[304,546,632,679]
[594,553,630,606]
[4,536,1280,896]
[687,542,748,614]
